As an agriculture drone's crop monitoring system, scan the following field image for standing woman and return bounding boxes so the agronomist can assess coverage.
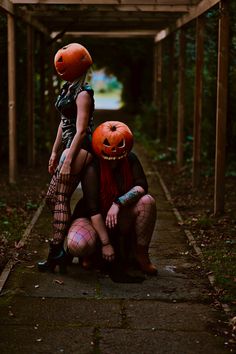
[38,43,94,273]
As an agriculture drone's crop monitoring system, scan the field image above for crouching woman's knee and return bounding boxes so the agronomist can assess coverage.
[139,194,156,212]
[67,218,97,257]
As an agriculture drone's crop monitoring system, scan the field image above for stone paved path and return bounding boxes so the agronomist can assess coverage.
[0,145,231,354]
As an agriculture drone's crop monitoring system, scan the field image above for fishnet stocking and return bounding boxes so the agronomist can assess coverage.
[67,218,97,256]
[46,170,81,244]
[133,195,156,246]
[46,172,58,211]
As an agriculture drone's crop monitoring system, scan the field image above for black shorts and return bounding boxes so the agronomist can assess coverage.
[81,134,93,154]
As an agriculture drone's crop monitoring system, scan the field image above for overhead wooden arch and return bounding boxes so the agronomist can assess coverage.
[0,0,229,215]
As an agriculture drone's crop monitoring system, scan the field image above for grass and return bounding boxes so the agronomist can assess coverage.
[203,246,236,304]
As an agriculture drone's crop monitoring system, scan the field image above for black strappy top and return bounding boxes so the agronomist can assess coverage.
[55,82,95,150]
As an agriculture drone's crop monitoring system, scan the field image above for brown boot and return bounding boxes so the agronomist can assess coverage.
[135,245,157,275]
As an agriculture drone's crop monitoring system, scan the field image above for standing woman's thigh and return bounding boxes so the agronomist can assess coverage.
[58,148,93,175]
[71,149,93,175]
[67,218,97,256]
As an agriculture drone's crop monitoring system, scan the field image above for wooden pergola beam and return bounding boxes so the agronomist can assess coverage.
[16,8,50,35]
[155,0,220,42]
[11,0,195,5]
[0,1,49,35]
[16,5,190,13]
[116,5,190,12]
[52,30,158,39]
[0,0,14,14]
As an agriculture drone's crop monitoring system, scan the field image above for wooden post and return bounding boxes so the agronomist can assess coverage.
[177,28,186,169]
[157,42,162,139]
[167,34,174,148]
[40,33,46,140]
[153,42,162,139]
[27,25,35,167]
[192,16,205,187]
[7,14,17,184]
[153,43,158,104]
[214,0,229,214]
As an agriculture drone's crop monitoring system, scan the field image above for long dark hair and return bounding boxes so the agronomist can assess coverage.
[99,157,133,214]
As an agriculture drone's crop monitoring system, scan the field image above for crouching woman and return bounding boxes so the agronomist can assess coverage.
[67,121,157,276]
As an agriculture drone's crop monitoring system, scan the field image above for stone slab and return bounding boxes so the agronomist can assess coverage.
[0,325,93,354]
[124,301,219,331]
[99,328,228,354]
[0,297,122,328]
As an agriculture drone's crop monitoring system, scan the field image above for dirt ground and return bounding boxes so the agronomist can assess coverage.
[0,158,50,272]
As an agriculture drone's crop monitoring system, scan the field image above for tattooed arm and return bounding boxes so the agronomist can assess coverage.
[106,186,145,229]
[106,152,148,229]
[115,186,145,207]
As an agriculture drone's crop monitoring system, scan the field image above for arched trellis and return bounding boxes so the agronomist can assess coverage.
[153,0,229,215]
[0,0,231,217]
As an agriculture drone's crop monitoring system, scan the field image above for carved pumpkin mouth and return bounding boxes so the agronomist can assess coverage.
[101,150,128,160]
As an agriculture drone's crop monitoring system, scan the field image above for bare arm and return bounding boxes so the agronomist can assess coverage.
[60,91,91,176]
[91,214,115,261]
[48,122,62,174]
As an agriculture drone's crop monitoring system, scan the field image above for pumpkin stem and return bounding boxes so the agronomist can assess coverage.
[111,126,117,131]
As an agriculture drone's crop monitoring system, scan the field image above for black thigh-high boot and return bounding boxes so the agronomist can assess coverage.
[37,241,68,274]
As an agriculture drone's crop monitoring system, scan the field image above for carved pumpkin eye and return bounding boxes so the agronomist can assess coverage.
[58,56,63,62]
[103,138,110,146]
[117,139,125,148]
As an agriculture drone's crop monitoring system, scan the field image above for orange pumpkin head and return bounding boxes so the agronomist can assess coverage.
[54,43,92,82]
[92,121,133,160]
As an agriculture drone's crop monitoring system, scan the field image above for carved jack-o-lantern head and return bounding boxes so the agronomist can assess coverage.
[54,43,92,82]
[92,121,133,160]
